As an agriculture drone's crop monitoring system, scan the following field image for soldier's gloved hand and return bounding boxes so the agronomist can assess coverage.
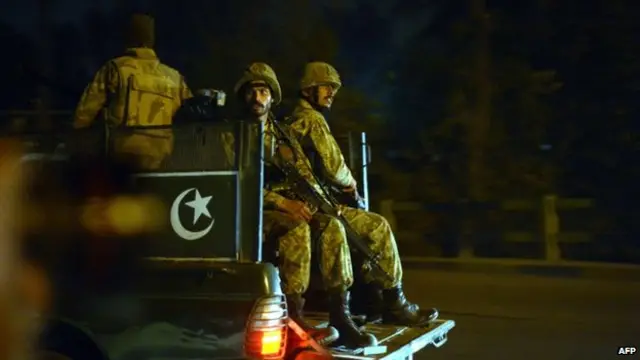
[279,199,313,223]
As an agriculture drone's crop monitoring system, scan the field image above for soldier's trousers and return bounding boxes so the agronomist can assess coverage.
[315,207,403,290]
[263,210,352,294]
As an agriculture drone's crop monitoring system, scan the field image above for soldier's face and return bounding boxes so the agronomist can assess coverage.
[315,85,336,109]
[244,85,272,117]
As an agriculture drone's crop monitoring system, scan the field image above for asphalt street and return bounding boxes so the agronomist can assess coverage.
[401,269,640,360]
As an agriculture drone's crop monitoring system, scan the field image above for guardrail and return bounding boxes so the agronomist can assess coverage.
[379,196,638,264]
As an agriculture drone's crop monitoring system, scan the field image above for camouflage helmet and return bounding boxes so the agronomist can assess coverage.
[233,62,282,105]
[299,62,342,92]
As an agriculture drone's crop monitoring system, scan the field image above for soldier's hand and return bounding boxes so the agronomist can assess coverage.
[343,179,358,193]
[279,199,313,222]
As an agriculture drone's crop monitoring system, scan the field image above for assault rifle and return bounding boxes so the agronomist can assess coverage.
[269,120,394,284]
[329,185,367,210]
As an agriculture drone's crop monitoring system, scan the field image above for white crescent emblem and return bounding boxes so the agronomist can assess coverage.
[170,188,215,241]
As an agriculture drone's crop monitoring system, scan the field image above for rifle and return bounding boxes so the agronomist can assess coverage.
[269,120,393,284]
[329,185,367,210]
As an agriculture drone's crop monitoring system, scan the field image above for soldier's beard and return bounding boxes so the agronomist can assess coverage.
[247,103,270,120]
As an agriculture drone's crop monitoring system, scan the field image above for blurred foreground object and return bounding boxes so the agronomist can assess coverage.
[19,154,166,359]
[0,141,34,360]
[21,155,166,297]
[0,141,23,293]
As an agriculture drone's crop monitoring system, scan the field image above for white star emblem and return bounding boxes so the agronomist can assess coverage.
[185,189,212,225]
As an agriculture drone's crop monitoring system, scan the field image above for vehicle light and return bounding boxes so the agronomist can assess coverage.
[260,329,284,356]
[245,295,287,360]
[255,303,286,321]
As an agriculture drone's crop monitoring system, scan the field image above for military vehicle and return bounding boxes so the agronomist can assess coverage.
[17,120,455,360]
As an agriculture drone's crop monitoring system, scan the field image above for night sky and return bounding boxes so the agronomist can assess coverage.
[2,0,114,33]
[2,0,428,40]
[1,0,438,114]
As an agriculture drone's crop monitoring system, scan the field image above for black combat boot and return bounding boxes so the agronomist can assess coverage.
[363,285,384,324]
[328,289,378,348]
[286,294,339,346]
[381,285,439,326]
[350,282,383,326]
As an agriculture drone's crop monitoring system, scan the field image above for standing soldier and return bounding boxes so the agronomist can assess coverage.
[287,62,439,327]
[73,13,192,169]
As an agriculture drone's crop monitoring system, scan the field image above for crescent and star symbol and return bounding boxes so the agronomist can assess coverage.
[170,188,215,241]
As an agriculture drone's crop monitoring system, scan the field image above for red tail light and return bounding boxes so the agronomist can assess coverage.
[245,295,288,359]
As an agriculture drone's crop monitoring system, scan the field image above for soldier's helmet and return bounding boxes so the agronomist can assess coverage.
[299,62,342,92]
[233,63,282,105]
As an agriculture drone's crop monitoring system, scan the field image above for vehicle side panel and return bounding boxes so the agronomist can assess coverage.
[52,262,282,360]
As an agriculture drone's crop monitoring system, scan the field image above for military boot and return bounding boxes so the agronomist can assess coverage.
[328,289,378,348]
[286,294,339,346]
[363,285,384,324]
[381,285,439,326]
[350,282,383,326]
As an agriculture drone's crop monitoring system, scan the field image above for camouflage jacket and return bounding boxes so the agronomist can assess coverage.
[73,48,192,129]
[287,98,356,189]
[263,115,330,209]
[221,114,327,209]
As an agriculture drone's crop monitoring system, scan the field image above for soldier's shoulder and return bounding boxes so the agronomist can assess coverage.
[86,59,121,84]
[110,56,179,74]
[290,107,325,127]
[157,63,184,79]
[110,55,135,67]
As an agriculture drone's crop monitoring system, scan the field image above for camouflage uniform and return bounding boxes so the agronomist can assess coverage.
[74,15,192,170]
[262,116,356,293]
[235,63,341,345]
[261,210,310,294]
[288,87,401,289]
[232,64,354,293]
[288,62,438,331]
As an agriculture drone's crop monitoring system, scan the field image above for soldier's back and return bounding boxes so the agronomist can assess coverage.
[110,52,184,127]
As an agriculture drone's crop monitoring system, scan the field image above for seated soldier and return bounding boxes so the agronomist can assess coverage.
[233,63,380,348]
[286,62,439,327]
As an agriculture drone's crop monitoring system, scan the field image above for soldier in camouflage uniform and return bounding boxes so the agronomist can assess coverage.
[73,14,192,170]
[287,62,439,328]
[235,63,378,346]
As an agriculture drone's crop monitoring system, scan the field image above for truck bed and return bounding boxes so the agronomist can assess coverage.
[303,312,455,360]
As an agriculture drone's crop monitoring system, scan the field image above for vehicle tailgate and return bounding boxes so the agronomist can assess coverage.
[304,313,455,360]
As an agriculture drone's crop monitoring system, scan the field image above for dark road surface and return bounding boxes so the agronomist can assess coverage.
[402,269,640,360]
